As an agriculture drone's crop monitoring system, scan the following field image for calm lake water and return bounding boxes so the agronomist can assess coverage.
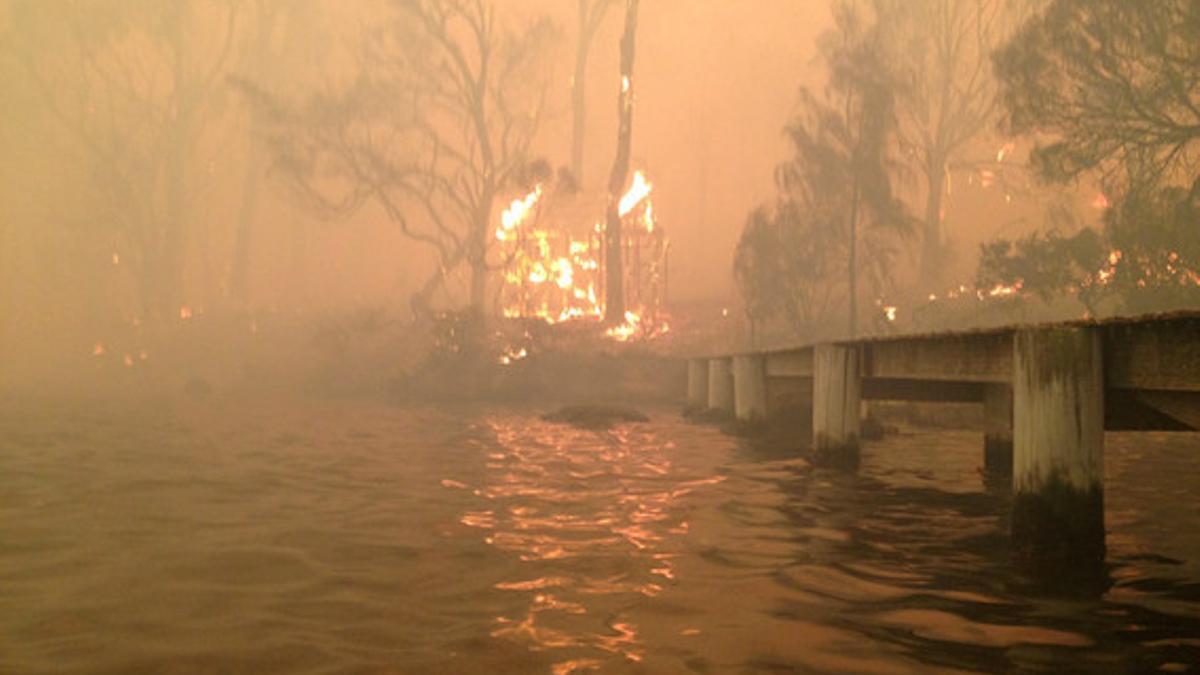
[2,395,1199,673]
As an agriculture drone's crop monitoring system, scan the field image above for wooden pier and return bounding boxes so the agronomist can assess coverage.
[685,312,1200,566]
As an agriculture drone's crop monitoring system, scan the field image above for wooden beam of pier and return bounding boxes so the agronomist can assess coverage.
[1103,315,1200,391]
[860,332,1012,383]
[750,314,1200,393]
[703,313,1200,431]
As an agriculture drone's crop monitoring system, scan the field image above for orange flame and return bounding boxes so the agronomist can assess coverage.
[495,172,669,341]
[497,185,543,242]
[618,171,651,217]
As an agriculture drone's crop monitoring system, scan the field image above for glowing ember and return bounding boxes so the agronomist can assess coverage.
[497,347,528,365]
[92,343,105,356]
[179,306,192,320]
[882,305,897,321]
[111,253,119,266]
[986,282,1021,298]
[605,311,642,341]
[122,354,133,367]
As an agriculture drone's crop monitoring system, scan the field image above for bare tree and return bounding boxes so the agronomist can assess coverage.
[874,0,1020,289]
[227,0,327,310]
[570,0,616,187]
[602,0,639,325]
[10,0,239,320]
[250,0,554,323]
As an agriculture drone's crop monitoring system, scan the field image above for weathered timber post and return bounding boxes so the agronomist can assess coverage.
[687,359,709,410]
[983,383,1014,475]
[707,357,734,415]
[1012,326,1105,566]
[813,344,861,464]
[732,354,768,423]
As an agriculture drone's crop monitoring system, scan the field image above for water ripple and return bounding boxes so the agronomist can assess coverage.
[1,398,1199,673]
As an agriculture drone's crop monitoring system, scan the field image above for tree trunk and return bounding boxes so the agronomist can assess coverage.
[919,156,945,290]
[603,0,639,325]
[571,0,589,187]
[228,149,261,309]
[158,5,192,319]
[160,115,192,318]
[469,253,487,322]
[848,182,859,339]
[468,185,494,324]
[228,4,280,311]
[288,217,308,308]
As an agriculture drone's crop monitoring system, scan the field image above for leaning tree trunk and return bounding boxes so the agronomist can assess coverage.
[603,0,639,325]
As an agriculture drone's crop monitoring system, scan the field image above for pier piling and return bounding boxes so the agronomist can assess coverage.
[687,359,709,410]
[813,344,861,463]
[1012,326,1105,566]
[707,358,735,416]
[983,383,1014,475]
[732,354,768,423]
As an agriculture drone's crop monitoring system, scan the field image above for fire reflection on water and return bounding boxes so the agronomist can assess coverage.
[444,415,723,668]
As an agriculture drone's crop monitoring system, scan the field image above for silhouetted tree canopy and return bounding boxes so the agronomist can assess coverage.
[733,203,841,343]
[978,178,1200,316]
[735,0,911,343]
[994,0,1200,189]
[983,0,1200,317]
[977,228,1105,309]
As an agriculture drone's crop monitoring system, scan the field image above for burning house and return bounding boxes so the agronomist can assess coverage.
[493,170,670,341]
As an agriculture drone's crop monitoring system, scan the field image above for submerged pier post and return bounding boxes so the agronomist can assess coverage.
[813,344,861,464]
[708,357,735,415]
[983,383,1014,475]
[732,354,768,423]
[687,359,710,410]
[1012,326,1105,566]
